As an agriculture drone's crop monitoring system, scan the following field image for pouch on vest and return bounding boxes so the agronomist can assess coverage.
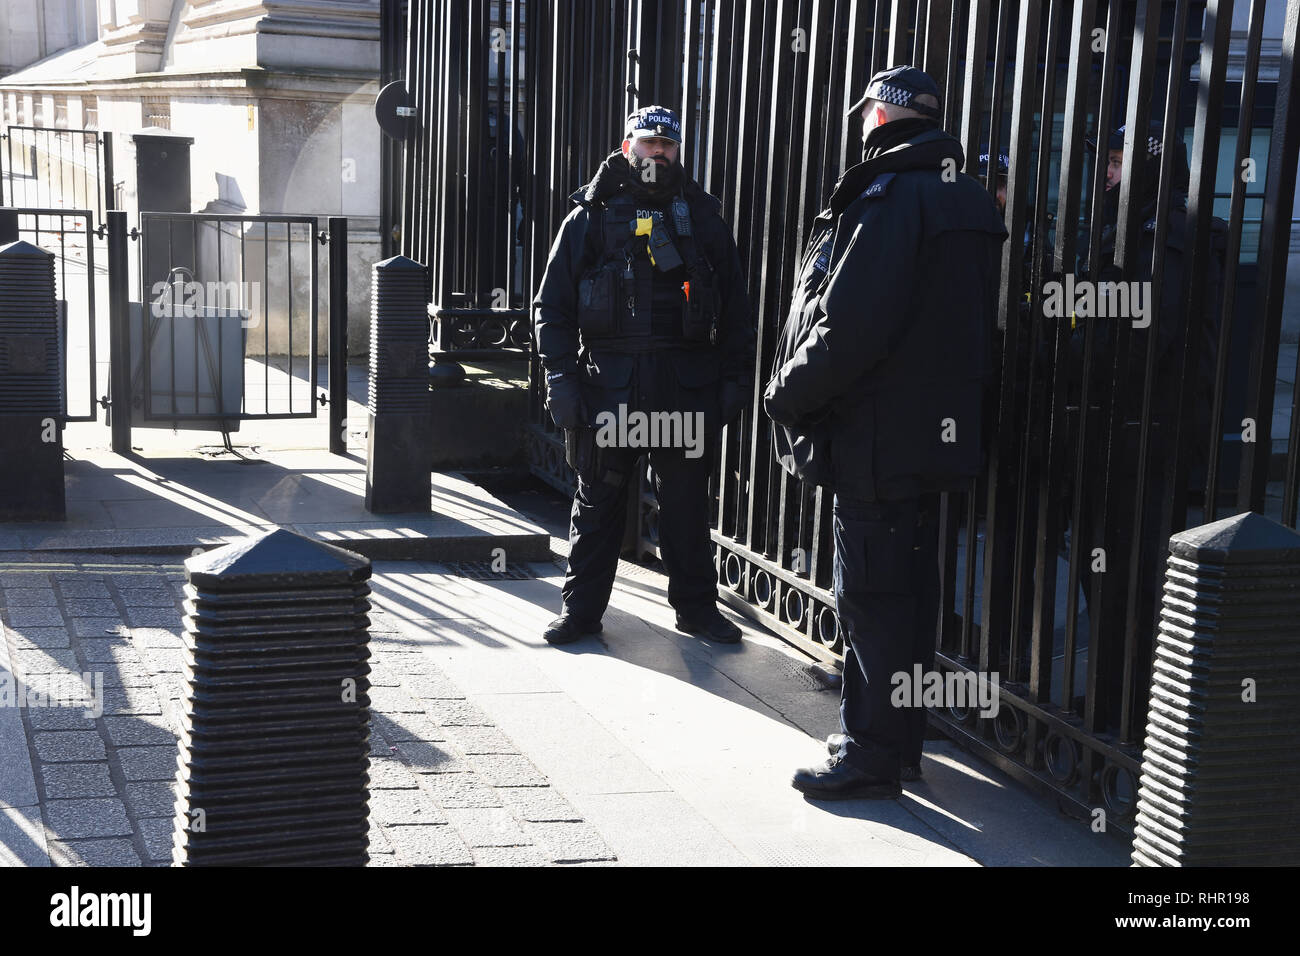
[577,261,620,336]
[682,271,718,343]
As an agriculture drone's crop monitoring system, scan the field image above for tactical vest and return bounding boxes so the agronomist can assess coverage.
[576,191,719,348]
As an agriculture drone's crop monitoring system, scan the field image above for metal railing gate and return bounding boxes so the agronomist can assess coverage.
[391,0,1300,832]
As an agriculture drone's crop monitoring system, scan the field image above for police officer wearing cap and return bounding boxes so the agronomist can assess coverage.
[1066,120,1227,728]
[533,105,756,646]
[764,66,1006,799]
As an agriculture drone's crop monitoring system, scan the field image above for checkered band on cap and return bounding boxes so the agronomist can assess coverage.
[1147,136,1163,157]
[868,82,913,107]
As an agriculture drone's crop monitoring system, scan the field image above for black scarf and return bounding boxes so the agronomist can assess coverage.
[862,117,938,161]
[828,120,962,215]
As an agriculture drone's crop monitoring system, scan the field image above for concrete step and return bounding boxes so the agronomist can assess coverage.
[0,450,550,562]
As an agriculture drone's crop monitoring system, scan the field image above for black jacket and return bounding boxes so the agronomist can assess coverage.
[1071,138,1227,447]
[533,151,756,434]
[764,125,1007,501]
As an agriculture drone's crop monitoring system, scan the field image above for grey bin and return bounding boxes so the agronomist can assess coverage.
[129,303,248,429]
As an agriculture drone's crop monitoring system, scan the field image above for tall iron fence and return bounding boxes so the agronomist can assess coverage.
[391,0,1300,830]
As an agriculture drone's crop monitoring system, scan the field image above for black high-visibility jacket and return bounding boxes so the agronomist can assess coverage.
[764,127,1008,501]
[533,151,756,435]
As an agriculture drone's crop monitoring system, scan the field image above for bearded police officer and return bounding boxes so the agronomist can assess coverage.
[533,106,756,646]
[764,66,1007,799]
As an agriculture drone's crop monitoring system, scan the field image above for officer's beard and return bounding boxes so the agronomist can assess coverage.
[626,153,683,201]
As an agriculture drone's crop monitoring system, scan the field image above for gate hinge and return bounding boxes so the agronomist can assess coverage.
[94,223,108,240]
[317,391,328,406]
[98,394,111,409]
[317,230,329,245]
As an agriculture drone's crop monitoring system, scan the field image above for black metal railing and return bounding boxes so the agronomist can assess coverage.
[136,213,321,424]
[0,126,113,227]
[0,207,102,422]
[392,0,1300,831]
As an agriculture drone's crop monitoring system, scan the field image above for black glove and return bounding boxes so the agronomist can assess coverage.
[721,379,748,427]
[545,371,586,430]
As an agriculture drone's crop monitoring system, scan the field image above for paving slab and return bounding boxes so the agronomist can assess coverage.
[39,763,115,799]
[0,804,50,866]
[42,798,133,840]
[381,823,473,866]
[0,634,41,808]
[48,839,141,867]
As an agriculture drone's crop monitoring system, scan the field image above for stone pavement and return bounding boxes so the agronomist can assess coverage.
[0,555,616,866]
[0,546,1130,867]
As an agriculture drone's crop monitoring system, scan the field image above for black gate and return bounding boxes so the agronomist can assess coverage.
[0,207,103,423]
[392,0,1300,830]
[0,125,114,227]
[135,213,320,427]
[91,211,351,455]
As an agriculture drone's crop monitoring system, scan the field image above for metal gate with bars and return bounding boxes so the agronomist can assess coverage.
[1,124,350,455]
[388,0,1300,829]
[0,125,114,225]
[104,211,350,454]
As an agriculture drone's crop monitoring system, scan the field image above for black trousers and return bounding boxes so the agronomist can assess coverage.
[561,444,718,621]
[832,493,941,780]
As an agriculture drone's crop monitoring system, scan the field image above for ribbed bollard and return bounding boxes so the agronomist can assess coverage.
[366,255,433,513]
[172,529,373,866]
[0,240,64,520]
[1131,511,1300,866]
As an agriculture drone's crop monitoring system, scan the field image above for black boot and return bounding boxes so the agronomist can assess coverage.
[674,607,742,644]
[543,614,602,646]
[792,753,901,800]
[826,733,922,781]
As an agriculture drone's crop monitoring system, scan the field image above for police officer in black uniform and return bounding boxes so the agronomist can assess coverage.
[1069,121,1226,728]
[764,67,1007,799]
[533,106,756,646]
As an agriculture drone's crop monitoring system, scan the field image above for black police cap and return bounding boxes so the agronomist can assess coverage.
[625,105,683,144]
[846,65,942,120]
[1087,120,1165,157]
[978,145,1010,177]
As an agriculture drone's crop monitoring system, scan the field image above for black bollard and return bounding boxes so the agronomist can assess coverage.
[172,529,373,866]
[1131,511,1300,866]
[365,255,433,513]
[0,240,65,520]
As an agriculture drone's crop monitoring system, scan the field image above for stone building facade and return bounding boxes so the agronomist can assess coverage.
[1,0,380,354]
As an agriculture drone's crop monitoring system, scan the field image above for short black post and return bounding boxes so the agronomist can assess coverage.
[172,529,373,866]
[365,255,433,513]
[0,240,65,520]
[328,216,349,455]
[1131,511,1300,866]
[106,210,132,455]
